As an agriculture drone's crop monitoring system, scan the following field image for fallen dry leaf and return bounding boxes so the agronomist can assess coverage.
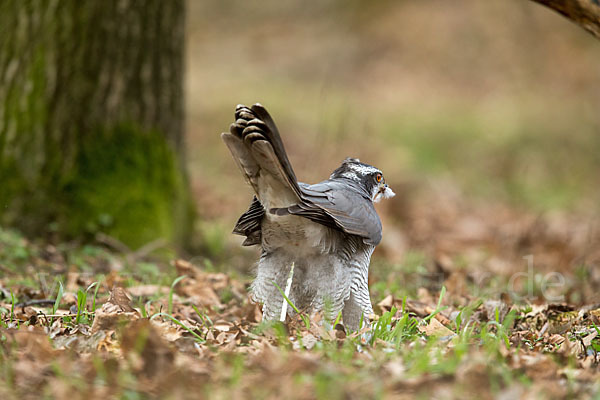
[418,318,456,340]
[127,285,170,297]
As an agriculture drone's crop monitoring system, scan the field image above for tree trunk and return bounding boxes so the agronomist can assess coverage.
[529,0,600,39]
[0,0,192,249]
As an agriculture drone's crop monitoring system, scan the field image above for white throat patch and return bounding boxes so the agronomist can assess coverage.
[374,186,395,203]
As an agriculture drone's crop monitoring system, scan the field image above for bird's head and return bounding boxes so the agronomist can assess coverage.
[330,158,395,203]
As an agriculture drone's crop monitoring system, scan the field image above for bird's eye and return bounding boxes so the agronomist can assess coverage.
[375,173,382,183]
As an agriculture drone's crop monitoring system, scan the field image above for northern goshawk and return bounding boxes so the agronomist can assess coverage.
[222,104,394,331]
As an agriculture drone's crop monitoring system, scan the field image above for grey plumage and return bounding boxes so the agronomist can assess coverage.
[221,104,394,331]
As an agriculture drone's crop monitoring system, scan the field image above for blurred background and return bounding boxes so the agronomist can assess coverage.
[187,0,600,299]
[2,0,599,303]
[188,0,600,215]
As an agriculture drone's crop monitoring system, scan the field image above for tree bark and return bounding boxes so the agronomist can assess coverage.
[529,0,600,39]
[0,0,192,248]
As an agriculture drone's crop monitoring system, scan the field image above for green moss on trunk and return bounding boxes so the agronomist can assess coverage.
[0,1,191,249]
[59,123,193,249]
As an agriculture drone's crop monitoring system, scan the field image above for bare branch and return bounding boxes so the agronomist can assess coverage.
[530,0,600,39]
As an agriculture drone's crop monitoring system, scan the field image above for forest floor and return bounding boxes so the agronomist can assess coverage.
[1,181,599,399]
[2,4,600,397]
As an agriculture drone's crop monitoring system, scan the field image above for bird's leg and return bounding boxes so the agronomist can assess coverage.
[342,282,374,332]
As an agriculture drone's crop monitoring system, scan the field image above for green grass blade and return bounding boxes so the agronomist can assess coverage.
[168,275,187,315]
[90,281,101,312]
[10,291,16,323]
[75,289,87,324]
[423,286,447,323]
[151,312,204,343]
[53,282,64,315]
[272,280,301,314]
[272,280,310,328]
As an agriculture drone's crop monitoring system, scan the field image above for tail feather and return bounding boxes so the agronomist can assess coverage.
[249,104,302,198]
[222,104,302,210]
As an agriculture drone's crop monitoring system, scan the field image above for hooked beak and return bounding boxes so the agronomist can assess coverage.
[374,183,395,203]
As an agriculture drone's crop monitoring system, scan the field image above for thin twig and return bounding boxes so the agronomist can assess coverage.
[131,238,168,261]
[96,232,167,263]
[95,232,131,254]
[16,299,56,307]
[38,313,85,318]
